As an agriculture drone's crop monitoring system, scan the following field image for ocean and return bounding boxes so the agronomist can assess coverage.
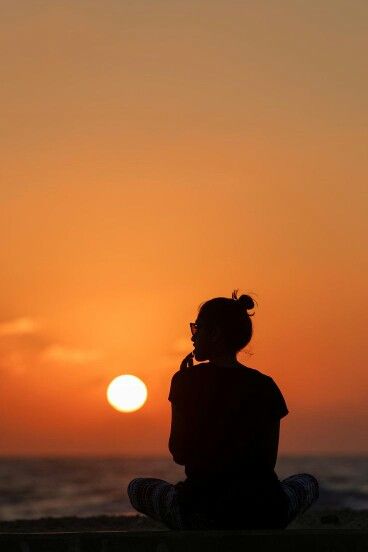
[0,455,366,521]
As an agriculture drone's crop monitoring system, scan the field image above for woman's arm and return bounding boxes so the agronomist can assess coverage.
[168,359,197,465]
[168,403,189,465]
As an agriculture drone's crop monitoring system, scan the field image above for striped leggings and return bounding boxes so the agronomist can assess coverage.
[127,473,319,530]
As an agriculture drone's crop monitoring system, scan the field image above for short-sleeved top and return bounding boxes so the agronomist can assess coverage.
[168,361,288,482]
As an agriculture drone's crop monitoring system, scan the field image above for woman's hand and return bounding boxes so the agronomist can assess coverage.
[180,352,194,371]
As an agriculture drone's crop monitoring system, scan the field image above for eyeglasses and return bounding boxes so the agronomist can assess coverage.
[189,322,199,336]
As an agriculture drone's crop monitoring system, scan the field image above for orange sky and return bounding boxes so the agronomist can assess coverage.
[0,1,367,456]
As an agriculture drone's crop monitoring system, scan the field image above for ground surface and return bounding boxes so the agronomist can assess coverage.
[0,509,366,533]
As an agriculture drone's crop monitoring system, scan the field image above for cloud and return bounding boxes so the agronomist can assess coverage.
[40,345,101,365]
[0,317,38,336]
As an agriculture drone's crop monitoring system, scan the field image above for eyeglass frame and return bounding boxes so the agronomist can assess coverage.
[190,320,221,337]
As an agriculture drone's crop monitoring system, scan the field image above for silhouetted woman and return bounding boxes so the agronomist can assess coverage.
[128,290,319,529]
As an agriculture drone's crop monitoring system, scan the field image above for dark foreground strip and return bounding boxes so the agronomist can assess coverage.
[0,529,366,552]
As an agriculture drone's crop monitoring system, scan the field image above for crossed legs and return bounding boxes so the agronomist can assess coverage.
[127,473,319,530]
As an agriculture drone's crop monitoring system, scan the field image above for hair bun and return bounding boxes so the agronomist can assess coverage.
[238,294,255,310]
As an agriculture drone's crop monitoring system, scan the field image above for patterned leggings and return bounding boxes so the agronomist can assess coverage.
[127,473,319,530]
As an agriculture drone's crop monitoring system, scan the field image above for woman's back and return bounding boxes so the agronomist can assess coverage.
[168,361,290,528]
[169,361,288,476]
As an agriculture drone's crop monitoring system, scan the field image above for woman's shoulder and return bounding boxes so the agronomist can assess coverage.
[239,367,281,394]
[212,362,272,382]
[170,362,275,386]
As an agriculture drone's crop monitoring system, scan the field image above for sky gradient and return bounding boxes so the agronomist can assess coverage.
[1,1,367,456]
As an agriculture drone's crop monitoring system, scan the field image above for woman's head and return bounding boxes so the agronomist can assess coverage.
[191,289,256,361]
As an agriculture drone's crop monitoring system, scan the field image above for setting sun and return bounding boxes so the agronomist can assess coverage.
[106,375,148,413]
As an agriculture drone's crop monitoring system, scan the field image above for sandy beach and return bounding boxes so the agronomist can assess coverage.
[0,509,366,532]
[0,510,366,552]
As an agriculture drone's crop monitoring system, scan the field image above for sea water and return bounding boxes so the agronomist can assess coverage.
[0,455,366,520]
